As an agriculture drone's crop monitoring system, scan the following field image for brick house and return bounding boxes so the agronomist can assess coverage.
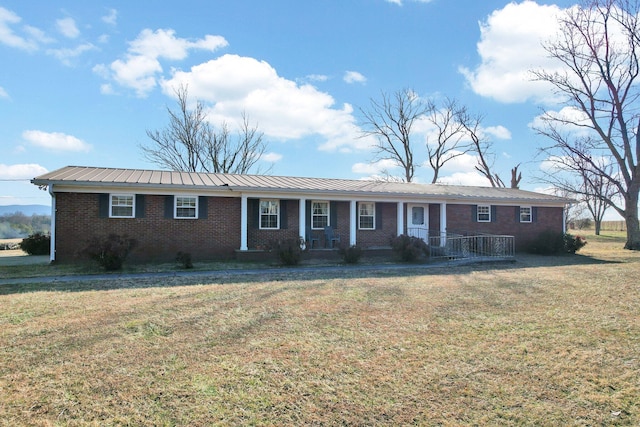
[32,166,570,263]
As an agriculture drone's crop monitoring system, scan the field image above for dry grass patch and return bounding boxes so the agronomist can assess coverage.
[1,233,639,425]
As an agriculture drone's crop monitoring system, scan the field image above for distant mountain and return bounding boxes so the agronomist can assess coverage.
[0,205,51,216]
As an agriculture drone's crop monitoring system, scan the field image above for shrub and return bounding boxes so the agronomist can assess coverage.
[338,245,363,264]
[391,234,428,262]
[19,232,51,255]
[85,234,137,271]
[176,251,193,269]
[565,234,587,254]
[526,231,587,255]
[270,238,303,266]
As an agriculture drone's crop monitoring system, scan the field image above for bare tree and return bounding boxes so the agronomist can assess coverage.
[532,0,640,249]
[141,85,270,174]
[425,98,472,183]
[360,89,428,182]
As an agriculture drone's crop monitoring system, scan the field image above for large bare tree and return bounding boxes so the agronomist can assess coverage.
[360,89,428,182]
[141,85,270,175]
[532,0,640,249]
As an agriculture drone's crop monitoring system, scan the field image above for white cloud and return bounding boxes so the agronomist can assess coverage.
[47,43,95,65]
[529,106,593,137]
[162,54,372,152]
[56,17,79,39]
[438,171,492,187]
[460,0,564,103]
[0,163,48,179]
[102,9,117,26]
[483,125,511,140]
[343,70,367,84]
[386,0,433,5]
[0,86,8,99]
[22,130,91,152]
[261,152,283,163]
[304,74,329,83]
[352,159,399,176]
[100,29,228,97]
[0,7,44,51]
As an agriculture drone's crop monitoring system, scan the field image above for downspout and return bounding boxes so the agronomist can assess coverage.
[48,184,56,263]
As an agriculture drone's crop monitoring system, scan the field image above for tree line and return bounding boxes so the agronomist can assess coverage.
[0,212,51,239]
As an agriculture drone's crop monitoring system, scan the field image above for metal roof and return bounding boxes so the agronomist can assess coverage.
[32,165,571,204]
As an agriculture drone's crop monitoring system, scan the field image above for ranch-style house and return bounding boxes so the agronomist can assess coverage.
[32,165,571,263]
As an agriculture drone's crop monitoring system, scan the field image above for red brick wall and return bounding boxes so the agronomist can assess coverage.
[356,202,398,247]
[247,199,301,249]
[446,204,564,250]
[54,193,241,262]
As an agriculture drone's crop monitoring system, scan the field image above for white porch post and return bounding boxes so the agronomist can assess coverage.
[299,198,306,240]
[240,194,248,251]
[397,202,404,236]
[49,185,56,262]
[350,200,357,246]
[440,202,447,247]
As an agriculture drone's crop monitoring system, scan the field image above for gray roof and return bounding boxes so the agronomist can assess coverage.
[32,165,571,205]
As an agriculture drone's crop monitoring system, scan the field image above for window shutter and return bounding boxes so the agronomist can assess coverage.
[250,199,259,229]
[164,196,174,219]
[491,205,497,222]
[135,195,145,218]
[198,196,208,219]
[532,207,538,222]
[515,206,521,223]
[330,201,338,227]
[98,194,109,218]
[305,200,311,230]
[280,200,288,229]
[375,203,383,230]
[472,205,478,222]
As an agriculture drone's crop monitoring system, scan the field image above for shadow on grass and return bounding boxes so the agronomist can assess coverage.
[0,251,625,296]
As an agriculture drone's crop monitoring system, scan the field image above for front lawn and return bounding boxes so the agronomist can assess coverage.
[0,232,638,425]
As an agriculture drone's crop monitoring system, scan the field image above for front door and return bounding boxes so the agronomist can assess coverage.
[407,204,429,241]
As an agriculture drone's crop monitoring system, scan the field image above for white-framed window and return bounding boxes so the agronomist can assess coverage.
[311,201,329,229]
[477,205,491,222]
[110,194,134,218]
[260,199,279,229]
[412,206,425,226]
[175,196,198,219]
[359,202,375,230]
[520,206,532,223]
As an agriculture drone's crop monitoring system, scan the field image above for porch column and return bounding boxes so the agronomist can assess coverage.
[49,185,56,262]
[299,198,306,240]
[240,194,248,251]
[350,200,357,246]
[397,202,404,236]
[440,202,447,247]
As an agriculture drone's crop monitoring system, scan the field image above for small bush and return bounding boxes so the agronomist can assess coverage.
[270,238,303,266]
[391,234,428,262]
[565,234,587,254]
[19,232,51,255]
[338,245,363,264]
[526,231,587,255]
[85,234,137,271]
[176,251,193,269]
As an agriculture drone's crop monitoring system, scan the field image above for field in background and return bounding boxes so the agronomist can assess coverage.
[1,231,638,425]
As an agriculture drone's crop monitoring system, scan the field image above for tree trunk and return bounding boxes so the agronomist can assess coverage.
[594,220,601,236]
[624,191,640,250]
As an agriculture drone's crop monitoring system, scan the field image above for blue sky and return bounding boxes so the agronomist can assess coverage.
[1,0,577,207]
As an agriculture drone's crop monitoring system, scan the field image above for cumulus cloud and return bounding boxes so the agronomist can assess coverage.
[102,8,117,26]
[352,159,400,176]
[22,130,91,152]
[48,43,96,66]
[261,152,283,163]
[56,17,79,39]
[483,125,511,140]
[460,0,565,103]
[437,171,491,187]
[0,86,8,99]
[529,106,594,138]
[99,29,228,97]
[0,163,48,179]
[343,70,367,84]
[0,6,49,51]
[162,54,373,152]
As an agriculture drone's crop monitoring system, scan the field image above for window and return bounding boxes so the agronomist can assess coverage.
[311,201,329,229]
[477,205,491,222]
[260,199,279,229]
[359,202,375,230]
[412,206,425,225]
[520,206,532,223]
[175,196,198,219]
[110,194,134,218]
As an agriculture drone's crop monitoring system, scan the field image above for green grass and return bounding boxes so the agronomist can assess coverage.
[0,232,639,425]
